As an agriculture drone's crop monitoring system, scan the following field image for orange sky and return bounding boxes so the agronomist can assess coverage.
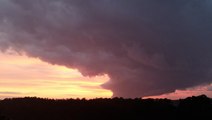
[0,50,112,99]
[0,50,212,99]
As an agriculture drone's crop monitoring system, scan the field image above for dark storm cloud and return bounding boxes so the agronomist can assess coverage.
[0,0,212,97]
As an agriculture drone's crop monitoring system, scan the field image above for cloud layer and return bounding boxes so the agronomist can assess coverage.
[0,0,212,97]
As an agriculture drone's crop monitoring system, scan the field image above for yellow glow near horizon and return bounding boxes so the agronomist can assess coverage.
[2,50,211,100]
[0,51,112,99]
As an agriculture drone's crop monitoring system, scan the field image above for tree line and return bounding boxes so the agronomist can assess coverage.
[0,95,211,120]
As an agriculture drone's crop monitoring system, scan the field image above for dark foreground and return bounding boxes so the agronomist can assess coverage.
[0,95,212,120]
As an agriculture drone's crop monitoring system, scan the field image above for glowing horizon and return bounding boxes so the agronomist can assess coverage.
[1,50,212,100]
[0,51,112,99]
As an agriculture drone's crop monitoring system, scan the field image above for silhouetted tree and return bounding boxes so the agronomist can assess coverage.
[0,95,211,120]
[0,112,10,120]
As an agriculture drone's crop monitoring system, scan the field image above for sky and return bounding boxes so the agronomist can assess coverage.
[1,50,212,99]
[0,50,112,99]
[1,0,212,99]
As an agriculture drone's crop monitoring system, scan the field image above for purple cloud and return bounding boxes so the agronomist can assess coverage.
[0,0,212,97]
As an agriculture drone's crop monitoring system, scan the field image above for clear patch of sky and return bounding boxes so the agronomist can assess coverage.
[0,51,112,99]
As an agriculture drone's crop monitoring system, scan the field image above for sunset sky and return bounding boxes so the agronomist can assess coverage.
[0,50,112,99]
[1,50,212,99]
[1,0,212,99]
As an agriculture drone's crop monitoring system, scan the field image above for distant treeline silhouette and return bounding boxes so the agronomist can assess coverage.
[0,95,212,120]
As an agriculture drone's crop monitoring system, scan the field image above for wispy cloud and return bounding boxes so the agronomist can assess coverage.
[0,91,21,94]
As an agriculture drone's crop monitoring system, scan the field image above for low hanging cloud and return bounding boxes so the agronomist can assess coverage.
[0,0,212,98]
